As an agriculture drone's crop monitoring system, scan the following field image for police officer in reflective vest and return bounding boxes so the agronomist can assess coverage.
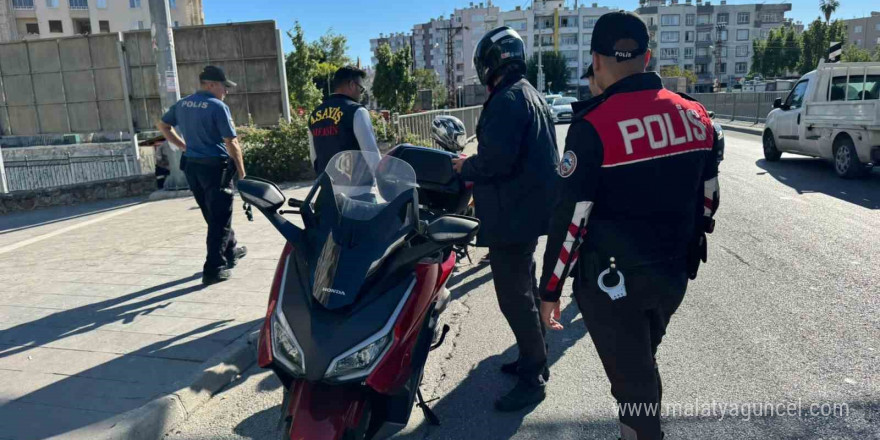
[156,65,248,285]
[308,66,381,174]
[537,12,721,440]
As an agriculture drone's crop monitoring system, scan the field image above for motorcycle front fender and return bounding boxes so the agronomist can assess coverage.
[284,380,369,440]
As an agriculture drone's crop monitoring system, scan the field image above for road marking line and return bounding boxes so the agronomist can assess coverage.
[0,204,147,256]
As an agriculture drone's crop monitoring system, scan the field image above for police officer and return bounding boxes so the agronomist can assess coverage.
[308,66,381,173]
[537,12,720,440]
[451,26,560,412]
[583,63,603,98]
[156,65,247,285]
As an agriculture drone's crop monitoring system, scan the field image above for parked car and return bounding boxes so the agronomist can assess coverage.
[548,96,577,124]
[763,61,880,178]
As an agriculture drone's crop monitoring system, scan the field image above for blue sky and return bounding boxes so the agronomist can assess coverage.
[205,0,879,66]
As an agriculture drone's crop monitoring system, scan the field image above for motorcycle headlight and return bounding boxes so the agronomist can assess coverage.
[273,316,305,376]
[325,333,392,380]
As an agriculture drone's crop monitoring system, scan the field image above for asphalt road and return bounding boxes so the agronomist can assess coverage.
[168,126,879,440]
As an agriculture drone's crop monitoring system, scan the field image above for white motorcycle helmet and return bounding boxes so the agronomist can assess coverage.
[431,115,467,153]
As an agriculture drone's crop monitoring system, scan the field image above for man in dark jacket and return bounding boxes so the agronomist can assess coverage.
[452,26,560,412]
[538,12,720,439]
[308,66,381,174]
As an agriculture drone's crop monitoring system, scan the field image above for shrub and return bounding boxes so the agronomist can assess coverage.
[240,115,314,183]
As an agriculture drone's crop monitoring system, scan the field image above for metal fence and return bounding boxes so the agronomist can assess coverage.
[396,106,483,147]
[691,92,789,124]
[3,152,139,192]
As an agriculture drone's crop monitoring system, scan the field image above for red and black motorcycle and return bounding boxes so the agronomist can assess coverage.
[238,148,478,440]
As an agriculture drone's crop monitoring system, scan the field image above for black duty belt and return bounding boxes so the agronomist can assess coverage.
[185,156,228,166]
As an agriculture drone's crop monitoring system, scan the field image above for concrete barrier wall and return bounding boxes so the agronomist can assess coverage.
[0,33,129,136]
[125,20,285,131]
[0,20,286,137]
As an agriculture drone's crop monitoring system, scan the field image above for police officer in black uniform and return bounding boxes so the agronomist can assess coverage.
[537,12,721,439]
[156,66,247,285]
[451,26,560,412]
[308,66,381,174]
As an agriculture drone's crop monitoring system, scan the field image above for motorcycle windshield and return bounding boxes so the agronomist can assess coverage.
[312,151,418,309]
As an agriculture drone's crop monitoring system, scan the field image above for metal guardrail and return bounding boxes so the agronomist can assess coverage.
[690,92,790,124]
[395,106,483,148]
[2,152,141,193]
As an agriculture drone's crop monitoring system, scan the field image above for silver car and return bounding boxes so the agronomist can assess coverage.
[549,96,577,124]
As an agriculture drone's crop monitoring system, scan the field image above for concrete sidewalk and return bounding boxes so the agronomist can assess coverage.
[717,120,764,136]
[0,183,312,440]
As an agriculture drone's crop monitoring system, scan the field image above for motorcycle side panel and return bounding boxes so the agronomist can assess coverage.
[258,243,293,368]
[286,380,367,440]
[366,262,440,394]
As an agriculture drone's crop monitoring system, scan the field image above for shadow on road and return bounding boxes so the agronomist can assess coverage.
[403,300,587,440]
[0,273,261,439]
[0,196,147,234]
[755,158,880,209]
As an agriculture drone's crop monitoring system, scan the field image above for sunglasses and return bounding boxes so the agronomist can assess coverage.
[352,81,366,94]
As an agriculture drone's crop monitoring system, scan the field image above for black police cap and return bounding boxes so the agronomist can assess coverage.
[581,63,594,80]
[590,11,650,62]
[199,65,237,88]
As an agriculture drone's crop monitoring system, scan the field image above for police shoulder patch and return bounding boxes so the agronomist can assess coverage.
[559,150,578,178]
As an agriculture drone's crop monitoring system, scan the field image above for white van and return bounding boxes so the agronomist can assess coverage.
[763,61,880,178]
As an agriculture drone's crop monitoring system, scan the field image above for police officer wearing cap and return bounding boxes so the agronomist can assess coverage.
[537,12,721,439]
[156,65,247,285]
[451,26,560,412]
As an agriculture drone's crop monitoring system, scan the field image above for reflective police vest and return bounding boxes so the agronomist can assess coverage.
[309,94,363,173]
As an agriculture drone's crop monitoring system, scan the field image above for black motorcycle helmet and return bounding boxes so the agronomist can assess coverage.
[473,26,526,86]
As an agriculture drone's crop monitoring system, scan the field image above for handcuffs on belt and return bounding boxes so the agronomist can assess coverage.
[598,257,627,301]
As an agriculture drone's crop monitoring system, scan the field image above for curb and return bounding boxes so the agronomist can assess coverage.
[148,189,193,201]
[718,122,763,136]
[48,327,261,440]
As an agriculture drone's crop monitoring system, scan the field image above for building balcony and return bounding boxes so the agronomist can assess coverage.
[695,55,712,64]
[696,40,712,48]
[12,0,34,9]
[696,23,714,31]
[697,73,714,82]
[69,0,89,10]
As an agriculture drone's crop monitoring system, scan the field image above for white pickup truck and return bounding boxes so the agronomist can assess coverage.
[763,61,880,178]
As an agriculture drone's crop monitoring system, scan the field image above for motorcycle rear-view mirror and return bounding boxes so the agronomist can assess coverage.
[426,215,480,245]
[238,178,285,212]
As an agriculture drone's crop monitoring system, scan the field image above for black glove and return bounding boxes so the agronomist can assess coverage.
[687,232,708,280]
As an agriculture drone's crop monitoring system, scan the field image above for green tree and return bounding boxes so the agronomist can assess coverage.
[285,22,322,112]
[782,27,802,75]
[799,18,847,73]
[841,44,874,62]
[309,30,350,67]
[413,68,447,109]
[372,44,417,113]
[314,62,338,98]
[750,38,766,76]
[659,65,697,87]
[819,0,839,23]
[763,28,784,76]
[526,51,568,92]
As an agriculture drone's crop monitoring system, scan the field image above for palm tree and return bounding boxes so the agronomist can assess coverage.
[819,0,840,23]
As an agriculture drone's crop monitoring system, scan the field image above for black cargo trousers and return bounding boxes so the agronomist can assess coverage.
[573,255,689,440]
[184,157,237,276]
[489,240,548,386]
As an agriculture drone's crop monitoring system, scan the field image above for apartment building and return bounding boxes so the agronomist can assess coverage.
[636,0,792,92]
[369,0,616,95]
[844,12,880,52]
[0,0,203,42]
[449,0,614,92]
[369,32,413,67]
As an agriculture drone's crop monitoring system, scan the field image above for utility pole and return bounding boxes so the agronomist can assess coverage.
[149,0,185,189]
[537,22,545,93]
[714,23,726,93]
[437,22,465,108]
